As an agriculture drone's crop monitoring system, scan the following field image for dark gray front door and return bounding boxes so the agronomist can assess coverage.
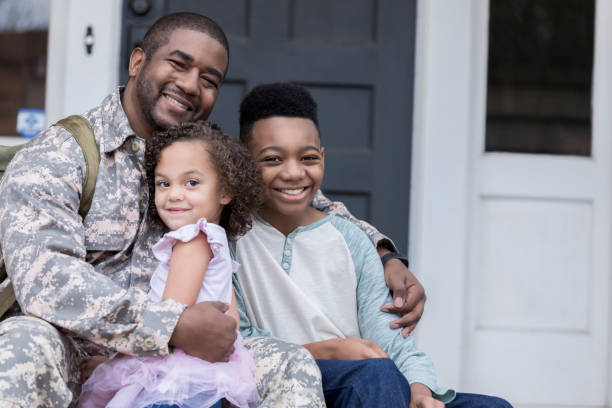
[121,0,416,253]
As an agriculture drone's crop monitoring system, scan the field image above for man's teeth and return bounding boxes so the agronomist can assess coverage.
[280,188,305,195]
[164,94,189,110]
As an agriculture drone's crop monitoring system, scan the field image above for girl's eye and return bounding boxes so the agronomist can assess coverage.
[186,179,199,187]
[261,156,281,163]
[156,180,169,188]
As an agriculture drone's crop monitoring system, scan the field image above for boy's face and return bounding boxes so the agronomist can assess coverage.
[248,116,324,223]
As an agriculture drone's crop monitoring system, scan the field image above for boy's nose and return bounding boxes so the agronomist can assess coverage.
[280,160,305,180]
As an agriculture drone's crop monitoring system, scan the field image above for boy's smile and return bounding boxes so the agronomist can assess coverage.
[248,116,326,234]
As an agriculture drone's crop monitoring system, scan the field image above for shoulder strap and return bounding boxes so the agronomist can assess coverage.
[53,115,100,218]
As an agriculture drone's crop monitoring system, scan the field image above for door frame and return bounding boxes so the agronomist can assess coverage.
[411,0,612,405]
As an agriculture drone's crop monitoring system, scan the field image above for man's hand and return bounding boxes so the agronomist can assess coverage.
[378,248,426,338]
[303,337,389,360]
[410,383,444,408]
[169,301,237,362]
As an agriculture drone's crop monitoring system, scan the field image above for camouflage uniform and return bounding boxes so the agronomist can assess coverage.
[0,89,325,408]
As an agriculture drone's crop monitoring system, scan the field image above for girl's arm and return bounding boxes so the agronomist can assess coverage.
[163,233,212,306]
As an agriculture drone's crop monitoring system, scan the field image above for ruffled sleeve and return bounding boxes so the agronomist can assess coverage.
[152,218,229,265]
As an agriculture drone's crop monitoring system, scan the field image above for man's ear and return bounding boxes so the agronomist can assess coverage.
[128,47,146,78]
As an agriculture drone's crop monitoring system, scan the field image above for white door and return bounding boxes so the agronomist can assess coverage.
[412,1,612,407]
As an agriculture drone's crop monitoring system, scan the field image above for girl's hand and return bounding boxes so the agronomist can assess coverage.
[409,383,444,408]
[304,337,389,360]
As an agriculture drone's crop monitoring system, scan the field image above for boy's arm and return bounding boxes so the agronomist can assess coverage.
[312,189,426,336]
[231,270,273,338]
[0,128,184,357]
[335,219,454,403]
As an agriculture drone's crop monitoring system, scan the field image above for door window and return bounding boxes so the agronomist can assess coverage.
[0,0,49,139]
[485,0,594,156]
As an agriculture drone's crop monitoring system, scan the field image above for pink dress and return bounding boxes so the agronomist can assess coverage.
[79,218,259,408]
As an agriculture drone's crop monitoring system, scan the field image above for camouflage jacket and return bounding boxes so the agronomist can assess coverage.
[0,88,393,358]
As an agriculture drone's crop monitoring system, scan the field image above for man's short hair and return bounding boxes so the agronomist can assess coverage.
[239,82,319,145]
[141,12,229,61]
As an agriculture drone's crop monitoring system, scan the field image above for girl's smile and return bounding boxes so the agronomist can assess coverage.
[154,140,231,231]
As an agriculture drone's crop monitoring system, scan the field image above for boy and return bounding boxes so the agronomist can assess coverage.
[233,82,513,407]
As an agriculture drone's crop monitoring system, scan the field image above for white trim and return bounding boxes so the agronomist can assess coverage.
[46,0,122,124]
[411,0,476,389]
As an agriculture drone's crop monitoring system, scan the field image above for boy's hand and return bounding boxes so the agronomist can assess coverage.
[378,248,426,338]
[304,337,389,360]
[170,301,237,363]
[410,383,444,408]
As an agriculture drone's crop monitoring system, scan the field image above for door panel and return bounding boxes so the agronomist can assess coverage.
[121,0,416,252]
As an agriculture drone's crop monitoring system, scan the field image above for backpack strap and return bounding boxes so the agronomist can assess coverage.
[53,115,100,218]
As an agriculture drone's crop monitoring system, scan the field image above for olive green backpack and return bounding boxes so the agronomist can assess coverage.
[0,115,100,318]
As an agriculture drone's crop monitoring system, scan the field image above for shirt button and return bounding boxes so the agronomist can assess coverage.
[286,237,292,243]
[143,337,155,350]
[284,249,291,256]
[131,140,140,153]
[282,262,289,270]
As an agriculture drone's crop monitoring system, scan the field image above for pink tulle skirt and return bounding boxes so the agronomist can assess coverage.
[79,335,259,408]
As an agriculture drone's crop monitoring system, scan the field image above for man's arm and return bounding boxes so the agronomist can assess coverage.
[312,190,425,336]
[0,128,183,357]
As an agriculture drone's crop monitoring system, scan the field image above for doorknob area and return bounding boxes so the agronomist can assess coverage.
[130,0,151,15]
[84,26,94,55]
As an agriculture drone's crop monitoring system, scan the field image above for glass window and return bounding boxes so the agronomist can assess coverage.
[0,0,49,138]
[486,0,594,156]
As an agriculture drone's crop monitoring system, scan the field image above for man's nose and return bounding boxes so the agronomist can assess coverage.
[175,68,200,96]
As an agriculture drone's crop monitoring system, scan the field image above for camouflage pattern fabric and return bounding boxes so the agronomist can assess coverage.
[0,88,325,407]
[0,317,324,407]
[312,190,397,253]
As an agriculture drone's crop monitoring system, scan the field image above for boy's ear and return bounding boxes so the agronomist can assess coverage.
[320,146,325,167]
[128,47,146,78]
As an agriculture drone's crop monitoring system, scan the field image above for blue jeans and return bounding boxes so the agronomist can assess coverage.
[147,401,222,408]
[317,358,513,408]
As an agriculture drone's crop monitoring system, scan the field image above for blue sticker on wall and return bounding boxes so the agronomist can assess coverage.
[16,108,45,139]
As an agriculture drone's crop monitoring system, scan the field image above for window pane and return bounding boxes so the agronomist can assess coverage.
[0,0,49,138]
[486,0,594,156]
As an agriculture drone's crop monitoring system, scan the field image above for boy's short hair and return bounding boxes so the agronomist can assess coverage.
[239,82,319,145]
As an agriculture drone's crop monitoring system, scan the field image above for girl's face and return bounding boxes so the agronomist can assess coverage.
[154,140,231,230]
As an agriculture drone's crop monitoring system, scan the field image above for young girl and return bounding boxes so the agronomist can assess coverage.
[79,121,263,408]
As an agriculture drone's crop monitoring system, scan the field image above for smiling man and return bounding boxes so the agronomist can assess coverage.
[0,13,324,408]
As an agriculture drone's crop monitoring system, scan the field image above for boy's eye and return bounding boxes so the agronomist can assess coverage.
[302,155,320,161]
[186,179,199,187]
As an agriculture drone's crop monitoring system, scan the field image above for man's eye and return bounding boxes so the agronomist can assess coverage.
[168,59,185,69]
[201,76,219,89]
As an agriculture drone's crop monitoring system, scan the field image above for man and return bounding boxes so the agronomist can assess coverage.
[0,12,423,408]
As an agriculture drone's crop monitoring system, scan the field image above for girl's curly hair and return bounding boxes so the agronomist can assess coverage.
[144,121,263,239]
